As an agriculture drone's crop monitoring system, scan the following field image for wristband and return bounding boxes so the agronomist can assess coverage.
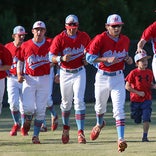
[56,56,61,63]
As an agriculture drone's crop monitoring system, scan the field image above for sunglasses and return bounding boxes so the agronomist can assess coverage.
[110,25,122,28]
[66,23,79,27]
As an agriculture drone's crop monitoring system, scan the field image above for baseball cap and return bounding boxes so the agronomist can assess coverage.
[32,21,46,29]
[13,26,27,35]
[106,14,124,26]
[65,14,79,29]
[134,52,151,63]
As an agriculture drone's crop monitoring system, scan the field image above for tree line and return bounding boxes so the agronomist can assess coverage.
[0,0,155,44]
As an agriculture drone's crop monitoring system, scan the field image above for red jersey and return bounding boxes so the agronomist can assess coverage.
[141,22,156,54]
[50,30,90,69]
[18,38,52,76]
[5,42,21,76]
[125,68,154,102]
[88,31,130,72]
[0,44,12,79]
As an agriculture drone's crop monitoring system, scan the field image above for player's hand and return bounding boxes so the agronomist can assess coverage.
[137,91,145,97]
[17,75,25,83]
[62,54,71,62]
[54,74,60,84]
[136,49,146,54]
[106,57,119,64]
[82,56,88,65]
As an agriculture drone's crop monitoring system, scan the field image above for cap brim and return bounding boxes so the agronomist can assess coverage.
[106,22,124,26]
[135,56,151,63]
[33,27,46,29]
[14,32,28,35]
[65,25,78,29]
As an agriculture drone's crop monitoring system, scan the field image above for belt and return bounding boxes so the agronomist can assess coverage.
[99,70,123,76]
[61,67,83,73]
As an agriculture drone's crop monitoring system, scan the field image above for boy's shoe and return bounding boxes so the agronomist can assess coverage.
[40,124,47,132]
[118,139,127,152]
[78,130,86,144]
[90,120,106,140]
[32,136,40,144]
[10,124,20,136]
[62,125,70,144]
[21,127,28,136]
[51,115,58,131]
[142,137,149,142]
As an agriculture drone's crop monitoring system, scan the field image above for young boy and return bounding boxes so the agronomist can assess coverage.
[125,51,156,142]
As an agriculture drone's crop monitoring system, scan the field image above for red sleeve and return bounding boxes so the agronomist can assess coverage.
[141,22,156,41]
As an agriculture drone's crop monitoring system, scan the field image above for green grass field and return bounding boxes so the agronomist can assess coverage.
[1,101,156,156]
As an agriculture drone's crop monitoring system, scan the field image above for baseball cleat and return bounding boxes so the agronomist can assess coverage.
[78,130,86,144]
[118,139,127,152]
[51,115,58,131]
[40,124,47,132]
[10,124,20,136]
[90,120,106,140]
[142,137,149,142]
[32,136,41,144]
[21,127,28,136]
[62,125,70,144]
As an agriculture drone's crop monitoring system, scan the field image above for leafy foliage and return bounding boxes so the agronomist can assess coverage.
[0,0,155,43]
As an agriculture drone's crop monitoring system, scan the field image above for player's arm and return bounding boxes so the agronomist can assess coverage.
[17,60,25,83]
[124,55,133,65]
[137,39,147,53]
[0,65,11,71]
[125,81,145,97]
[49,52,71,64]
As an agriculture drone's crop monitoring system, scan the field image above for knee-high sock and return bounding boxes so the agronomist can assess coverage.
[116,119,125,140]
[96,113,104,126]
[75,110,85,131]
[33,119,43,137]
[48,105,57,117]
[11,111,20,124]
[62,110,70,126]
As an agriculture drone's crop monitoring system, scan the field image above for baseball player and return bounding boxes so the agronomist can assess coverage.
[5,26,27,136]
[17,21,51,144]
[86,14,133,152]
[49,14,91,144]
[0,44,12,114]
[137,19,156,81]
[125,51,156,142]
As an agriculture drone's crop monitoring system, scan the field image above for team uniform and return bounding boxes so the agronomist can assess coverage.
[86,14,131,152]
[17,22,52,143]
[139,22,156,80]
[5,42,24,135]
[125,68,153,124]
[49,14,91,144]
[86,31,129,126]
[0,44,12,114]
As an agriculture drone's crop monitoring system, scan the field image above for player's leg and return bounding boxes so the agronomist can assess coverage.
[73,68,86,143]
[0,78,5,114]
[141,100,152,142]
[152,56,156,81]
[111,74,127,152]
[60,70,73,144]
[90,72,108,140]
[21,75,36,136]
[32,75,50,144]
[7,77,21,136]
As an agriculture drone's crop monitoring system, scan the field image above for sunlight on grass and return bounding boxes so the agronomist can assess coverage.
[1,101,156,156]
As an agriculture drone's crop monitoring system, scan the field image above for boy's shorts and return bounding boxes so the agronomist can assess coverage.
[130,100,152,124]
